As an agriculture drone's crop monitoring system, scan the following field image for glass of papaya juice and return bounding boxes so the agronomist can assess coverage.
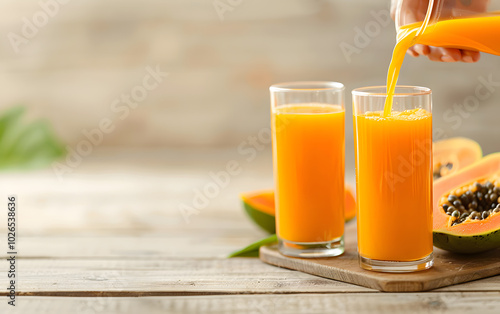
[352,86,434,272]
[270,81,345,258]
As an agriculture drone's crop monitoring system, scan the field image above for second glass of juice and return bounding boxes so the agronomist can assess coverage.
[352,86,433,272]
[271,81,345,258]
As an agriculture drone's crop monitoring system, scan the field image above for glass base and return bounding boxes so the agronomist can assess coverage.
[278,236,344,258]
[359,252,434,273]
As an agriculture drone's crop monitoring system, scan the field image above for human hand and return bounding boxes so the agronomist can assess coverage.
[390,0,489,63]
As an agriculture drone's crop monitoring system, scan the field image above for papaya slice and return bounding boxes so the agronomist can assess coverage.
[433,153,500,254]
[433,137,482,181]
[241,186,356,234]
[241,190,275,234]
[344,185,356,222]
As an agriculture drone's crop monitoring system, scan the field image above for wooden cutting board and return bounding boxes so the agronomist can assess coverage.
[260,223,500,292]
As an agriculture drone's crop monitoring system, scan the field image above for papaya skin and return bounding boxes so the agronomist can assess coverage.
[433,228,500,254]
[433,153,500,254]
[241,186,356,234]
[242,200,276,234]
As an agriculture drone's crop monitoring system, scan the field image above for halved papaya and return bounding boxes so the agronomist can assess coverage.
[433,137,482,181]
[241,186,356,234]
[241,190,275,234]
[433,153,500,254]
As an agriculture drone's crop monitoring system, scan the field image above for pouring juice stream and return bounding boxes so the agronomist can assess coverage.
[354,12,500,262]
[384,12,500,116]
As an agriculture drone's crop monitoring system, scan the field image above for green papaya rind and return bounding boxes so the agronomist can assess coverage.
[243,201,275,234]
[433,228,500,254]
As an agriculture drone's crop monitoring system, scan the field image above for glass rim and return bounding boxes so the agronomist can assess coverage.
[270,81,345,92]
[352,85,432,97]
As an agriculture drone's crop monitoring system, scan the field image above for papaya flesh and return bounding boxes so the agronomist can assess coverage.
[433,153,500,254]
[241,185,356,234]
[433,137,482,181]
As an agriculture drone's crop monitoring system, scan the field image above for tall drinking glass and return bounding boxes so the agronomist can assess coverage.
[352,86,433,272]
[270,81,345,258]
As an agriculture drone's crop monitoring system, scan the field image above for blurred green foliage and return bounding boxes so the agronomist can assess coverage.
[0,106,65,170]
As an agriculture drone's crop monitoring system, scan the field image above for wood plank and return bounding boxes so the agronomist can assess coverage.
[0,221,498,294]
[0,258,370,296]
[1,257,500,296]
[0,148,276,236]
[260,225,500,292]
[0,152,497,299]
[7,293,500,314]
[0,232,266,259]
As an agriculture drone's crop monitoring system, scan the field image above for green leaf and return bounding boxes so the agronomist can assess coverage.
[228,234,277,258]
[0,106,65,170]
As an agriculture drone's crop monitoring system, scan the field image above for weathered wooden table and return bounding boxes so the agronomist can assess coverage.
[1,150,499,313]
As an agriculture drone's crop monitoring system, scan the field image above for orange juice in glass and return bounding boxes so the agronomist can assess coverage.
[270,82,345,258]
[352,86,433,272]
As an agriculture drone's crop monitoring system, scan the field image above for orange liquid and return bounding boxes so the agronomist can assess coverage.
[354,108,433,261]
[385,12,500,115]
[272,104,345,243]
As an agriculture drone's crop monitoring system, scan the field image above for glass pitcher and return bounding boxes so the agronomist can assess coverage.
[391,0,500,56]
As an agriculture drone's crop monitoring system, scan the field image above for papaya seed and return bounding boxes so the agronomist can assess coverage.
[477,191,484,201]
[442,179,500,225]
[460,194,469,205]
[486,181,494,190]
[470,200,478,209]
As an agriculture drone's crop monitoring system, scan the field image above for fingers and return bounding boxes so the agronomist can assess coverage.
[461,50,481,63]
[413,44,430,56]
[428,47,462,62]
[407,45,481,63]
[406,44,430,58]
[427,47,481,63]
[407,47,419,57]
